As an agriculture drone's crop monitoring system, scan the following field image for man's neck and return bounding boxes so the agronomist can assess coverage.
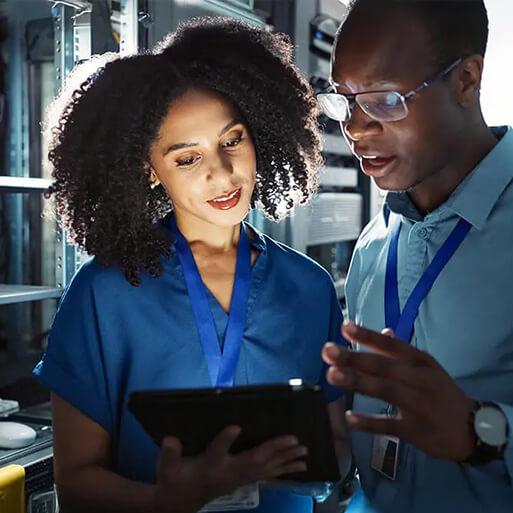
[408,127,499,215]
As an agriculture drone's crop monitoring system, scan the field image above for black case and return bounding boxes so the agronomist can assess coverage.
[128,383,340,483]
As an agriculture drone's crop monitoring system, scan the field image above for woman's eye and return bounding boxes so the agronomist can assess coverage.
[176,155,199,167]
[222,135,243,148]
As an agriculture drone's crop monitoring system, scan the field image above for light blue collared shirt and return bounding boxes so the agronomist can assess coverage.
[345,126,513,513]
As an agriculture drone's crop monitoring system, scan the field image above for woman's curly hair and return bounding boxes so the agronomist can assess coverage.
[46,16,323,285]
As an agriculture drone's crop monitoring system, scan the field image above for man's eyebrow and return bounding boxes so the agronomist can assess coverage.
[331,78,403,90]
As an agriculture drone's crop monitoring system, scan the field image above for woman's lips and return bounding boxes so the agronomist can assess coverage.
[207,188,242,210]
[360,156,398,177]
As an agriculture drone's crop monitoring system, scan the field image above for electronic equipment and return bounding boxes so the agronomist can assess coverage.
[0,413,55,513]
[129,382,340,483]
[0,422,37,449]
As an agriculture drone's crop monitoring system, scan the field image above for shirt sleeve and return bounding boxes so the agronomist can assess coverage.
[496,402,513,484]
[33,264,113,433]
[318,280,350,403]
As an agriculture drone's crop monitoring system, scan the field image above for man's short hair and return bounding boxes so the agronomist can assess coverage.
[342,0,489,65]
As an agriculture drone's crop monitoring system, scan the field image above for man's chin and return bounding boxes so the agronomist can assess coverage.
[372,176,413,193]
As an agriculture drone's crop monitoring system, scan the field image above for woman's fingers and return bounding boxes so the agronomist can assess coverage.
[242,435,300,465]
[157,436,183,481]
[264,444,308,471]
[205,425,241,461]
[269,461,308,478]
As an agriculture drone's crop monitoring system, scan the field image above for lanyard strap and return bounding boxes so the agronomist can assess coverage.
[169,216,251,387]
[385,217,472,342]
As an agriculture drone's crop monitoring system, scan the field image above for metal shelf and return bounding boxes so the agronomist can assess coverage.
[0,285,62,305]
[0,176,53,193]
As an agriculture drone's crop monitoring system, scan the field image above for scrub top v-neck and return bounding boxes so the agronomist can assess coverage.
[34,216,347,513]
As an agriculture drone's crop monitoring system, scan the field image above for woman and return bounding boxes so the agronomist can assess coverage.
[34,17,350,513]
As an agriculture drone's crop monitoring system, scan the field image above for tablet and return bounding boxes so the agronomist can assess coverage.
[128,382,340,483]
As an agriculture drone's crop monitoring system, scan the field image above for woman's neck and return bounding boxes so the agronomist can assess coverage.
[174,209,241,254]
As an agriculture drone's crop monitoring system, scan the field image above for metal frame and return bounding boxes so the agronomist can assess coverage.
[51,1,92,289]
[119,0,139,55]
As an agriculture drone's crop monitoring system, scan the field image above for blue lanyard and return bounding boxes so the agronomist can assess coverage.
[169,216,251,387]
[385,217,472,342]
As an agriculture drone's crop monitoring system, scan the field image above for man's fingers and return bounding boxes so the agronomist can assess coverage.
[325,348,435,391]
[345,411,405,438]
[327,367,429,417]
[342,321,431,364]
[205,425,241,461]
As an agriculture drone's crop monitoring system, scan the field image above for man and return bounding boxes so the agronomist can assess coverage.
[319,1,513,512]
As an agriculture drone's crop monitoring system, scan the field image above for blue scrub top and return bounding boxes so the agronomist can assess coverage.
[34,219,346,513]
[345,127,513,513]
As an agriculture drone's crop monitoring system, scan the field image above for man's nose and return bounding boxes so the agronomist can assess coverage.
[343,104,383,142]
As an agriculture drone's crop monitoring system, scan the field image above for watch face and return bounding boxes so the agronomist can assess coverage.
[474,406,508,447]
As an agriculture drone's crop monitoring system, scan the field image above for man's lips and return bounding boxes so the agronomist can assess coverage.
[359,155,398,177]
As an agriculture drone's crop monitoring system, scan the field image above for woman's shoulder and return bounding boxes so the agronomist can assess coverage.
[61,255,133,301]
[248,224,334,289]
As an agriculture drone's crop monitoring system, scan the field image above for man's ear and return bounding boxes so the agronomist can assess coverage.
[453,54,484,108]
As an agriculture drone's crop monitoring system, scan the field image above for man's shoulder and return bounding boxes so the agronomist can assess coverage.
[354,209,391,255]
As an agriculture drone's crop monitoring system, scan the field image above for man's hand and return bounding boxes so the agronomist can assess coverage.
[322,321,476,462]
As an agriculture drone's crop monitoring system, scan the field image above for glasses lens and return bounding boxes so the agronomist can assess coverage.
[317,93,349,122]
[357,91,407,122]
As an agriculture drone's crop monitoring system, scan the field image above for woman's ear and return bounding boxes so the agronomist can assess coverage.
[147,165,161,189]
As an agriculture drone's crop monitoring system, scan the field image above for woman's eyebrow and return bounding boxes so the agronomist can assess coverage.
[163,141,198,155]
[162,119,243,156]
[218,118,242,136]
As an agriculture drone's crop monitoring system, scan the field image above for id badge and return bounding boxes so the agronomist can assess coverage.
[199,484,260,512]
[371,434,400,480]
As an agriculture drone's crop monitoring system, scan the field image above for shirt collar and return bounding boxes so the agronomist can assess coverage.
[243,221,267,252]
[383,126,513,229]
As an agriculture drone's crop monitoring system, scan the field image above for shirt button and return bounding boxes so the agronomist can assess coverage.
[417,227,429,240]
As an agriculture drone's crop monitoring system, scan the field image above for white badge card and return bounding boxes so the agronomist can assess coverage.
[371,434,400,480]
[199,484,260,512]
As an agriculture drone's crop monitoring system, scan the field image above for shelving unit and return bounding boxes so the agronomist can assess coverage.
[0,285,62,306]
[0,177,52,193]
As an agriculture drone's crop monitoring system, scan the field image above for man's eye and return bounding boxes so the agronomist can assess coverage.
[176,156,199,167]
[223,135,243,148]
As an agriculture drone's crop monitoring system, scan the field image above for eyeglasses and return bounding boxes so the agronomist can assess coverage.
[317,57,462,123]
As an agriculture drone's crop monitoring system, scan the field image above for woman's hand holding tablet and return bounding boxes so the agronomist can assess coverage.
[153,426,307,512]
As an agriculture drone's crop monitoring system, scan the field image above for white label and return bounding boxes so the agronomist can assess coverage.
[199,484,260,512]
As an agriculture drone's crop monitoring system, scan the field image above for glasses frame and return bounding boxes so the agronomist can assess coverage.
[318,57,463,123]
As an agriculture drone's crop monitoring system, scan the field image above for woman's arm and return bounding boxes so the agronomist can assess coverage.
[328,396,352,482]
[51,393,308,513]
[51,393,169,513]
